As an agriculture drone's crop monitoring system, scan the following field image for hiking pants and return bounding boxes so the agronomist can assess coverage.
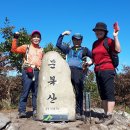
[18,69,39,113]
[70,66,85,115]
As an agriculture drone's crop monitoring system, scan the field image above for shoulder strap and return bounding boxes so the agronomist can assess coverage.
[103,37,110,52]
[25,44,30,61]
[67,48,73,57]
[92,40,98,50]
[41,48,44,53]
[82,47,87,60]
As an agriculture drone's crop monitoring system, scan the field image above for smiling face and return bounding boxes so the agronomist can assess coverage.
[31,33,41,45]
[95,30,106,39]
[72,38,82,47]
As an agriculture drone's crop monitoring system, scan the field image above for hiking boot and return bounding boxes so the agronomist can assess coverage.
[95,114,114,126]
[81,115,86,121]
[76,113,85,121]
[95,113,107,124]
[19,112,26,118]
[102,114,114,126]
[33,110,37,120]
[76,113,81,120]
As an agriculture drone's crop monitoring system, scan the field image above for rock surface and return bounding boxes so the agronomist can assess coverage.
[0,113,11,129]
[1,108,130,130]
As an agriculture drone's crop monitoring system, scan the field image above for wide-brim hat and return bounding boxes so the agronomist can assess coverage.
[93,22,108,32]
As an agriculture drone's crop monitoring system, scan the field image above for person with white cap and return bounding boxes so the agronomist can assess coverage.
[11,30,43,118]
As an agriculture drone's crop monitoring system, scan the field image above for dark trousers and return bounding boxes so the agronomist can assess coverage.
[70,67,85,115]
[18,69,39,113]
[96,70,115,101]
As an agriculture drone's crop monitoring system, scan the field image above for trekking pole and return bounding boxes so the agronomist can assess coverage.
[85,92,91,124]
[88,92,91,124]
[84,91,87,124]
[83,69,88,124]
[83,65,88,124]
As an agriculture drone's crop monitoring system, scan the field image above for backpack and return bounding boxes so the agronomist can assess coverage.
[66,47,87,69]
[103,38,119,68]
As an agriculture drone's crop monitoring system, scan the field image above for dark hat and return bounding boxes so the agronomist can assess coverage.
[31,30,41,39]
[93,22,108,32]
[72,33,83,40]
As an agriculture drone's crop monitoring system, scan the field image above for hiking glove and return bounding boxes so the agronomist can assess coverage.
[14,32,20,39]
[62,31,71,36]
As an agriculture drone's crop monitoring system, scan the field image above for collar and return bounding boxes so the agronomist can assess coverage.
[31,43,40,48]
[72,46,82,51]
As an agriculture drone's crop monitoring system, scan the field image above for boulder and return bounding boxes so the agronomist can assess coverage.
[37,51,76,121]
[0,113,11,129]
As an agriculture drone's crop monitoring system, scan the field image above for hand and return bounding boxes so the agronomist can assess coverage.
[82,62,89,72]
[113,29,119,37]
[62,30,71,36]
[82,61,88,70]
[14,32,20,39]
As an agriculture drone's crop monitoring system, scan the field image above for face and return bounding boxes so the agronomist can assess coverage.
[72,38,82,47]
[95,30,106,39]
[31,34,41,45]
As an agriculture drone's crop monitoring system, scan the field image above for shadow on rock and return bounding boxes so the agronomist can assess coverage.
[84,110,104,118]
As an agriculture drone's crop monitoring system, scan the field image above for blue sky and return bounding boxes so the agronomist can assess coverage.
[0,0,130,71]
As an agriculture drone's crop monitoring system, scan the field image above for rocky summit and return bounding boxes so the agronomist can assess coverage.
[0,108,130,130]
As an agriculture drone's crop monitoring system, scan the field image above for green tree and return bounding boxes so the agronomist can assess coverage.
[84,70,97,92]
[44,43,56,53]
[0,17,30,73]
[84,70,100,107]
[44,43,66,59]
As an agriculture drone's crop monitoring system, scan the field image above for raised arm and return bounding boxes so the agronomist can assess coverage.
[11,32,27,54]
[113,29,121,53]
[56,31,71,54]
[11,39,27,54]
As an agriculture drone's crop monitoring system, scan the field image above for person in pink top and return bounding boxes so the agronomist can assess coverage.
[11,30,43,118]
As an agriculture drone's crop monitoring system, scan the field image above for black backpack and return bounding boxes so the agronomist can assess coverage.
[103,38,119,68]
